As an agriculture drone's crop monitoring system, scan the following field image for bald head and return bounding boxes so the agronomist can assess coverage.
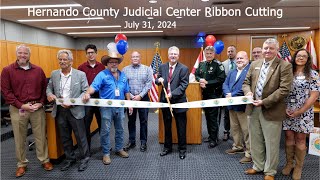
[131,51,141,65]
[252,47,263,61]
[235,51,249,70]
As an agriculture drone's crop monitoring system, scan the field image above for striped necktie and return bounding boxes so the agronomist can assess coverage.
[230,60,235,70]
[255,62,270,98]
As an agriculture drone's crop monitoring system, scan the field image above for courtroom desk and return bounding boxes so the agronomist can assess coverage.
[159,82,202,144]
[45,110,99,161]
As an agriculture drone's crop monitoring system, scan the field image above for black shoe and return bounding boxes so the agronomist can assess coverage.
[140,144,147,152]
[60,160,75,171]
[223,131,230,141]
[78,157,89,171]
[160,149,172,156]
[208,141,218,148]
[124,143,136,151]
[179,151,186,160]
[203,137,210,143]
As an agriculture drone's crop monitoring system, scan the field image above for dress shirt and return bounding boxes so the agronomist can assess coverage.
[60,69,72,98]
[122,64,153,99]
[1,62,47,108]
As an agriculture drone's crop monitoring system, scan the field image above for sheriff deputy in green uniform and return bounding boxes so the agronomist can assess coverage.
[195,46,226,148]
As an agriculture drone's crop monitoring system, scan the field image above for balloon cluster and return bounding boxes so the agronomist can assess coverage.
[196,32,225,54]
[114,33,128,55]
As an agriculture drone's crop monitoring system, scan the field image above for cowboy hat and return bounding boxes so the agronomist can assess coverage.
[101,53,123,66]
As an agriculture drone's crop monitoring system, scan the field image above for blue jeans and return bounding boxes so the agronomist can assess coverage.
[100,107,125,155]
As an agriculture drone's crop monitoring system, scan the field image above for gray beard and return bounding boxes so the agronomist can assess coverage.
[110,68,117,72]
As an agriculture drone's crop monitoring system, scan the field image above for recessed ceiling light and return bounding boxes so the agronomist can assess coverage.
[149,0,158,3]
[238,27,310,30]
[201,0,210,2]
[68,30,163,35]
[47,25,121,29]
[0,4,81,10]
[147,17,154,20]
[18,17,103,22]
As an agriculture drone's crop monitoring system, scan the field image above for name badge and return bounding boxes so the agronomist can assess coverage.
[115,89,120,96]
[255,67,260,70]
[297,76,305,80]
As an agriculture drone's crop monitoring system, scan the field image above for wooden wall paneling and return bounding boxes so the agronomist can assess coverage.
[70,49,79,68]
[138,49,147,66]
[1,41,8,73]
[6,41,19,65]
[96,50,104,64]
[38,46,52,77]
[119,50,132,70]
[74,50,85,69]
[219,35,237,61]
[160,48,168,64]
[146,48,155,67]
[28,44,40,67]
[50,48,60,71]
[179,48,192,70]
[236,35,251,57]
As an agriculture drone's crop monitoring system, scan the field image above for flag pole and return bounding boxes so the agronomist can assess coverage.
[153,42,160,113]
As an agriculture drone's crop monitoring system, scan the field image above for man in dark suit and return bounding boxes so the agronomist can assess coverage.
[223,51,251,164]
[47,49,90,172]
[243,39,293,180]
[156,46,189,160]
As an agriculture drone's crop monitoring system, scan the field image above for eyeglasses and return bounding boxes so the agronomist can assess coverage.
[86,51,96,55]
[108,62,119,64]
[296,55,308,59]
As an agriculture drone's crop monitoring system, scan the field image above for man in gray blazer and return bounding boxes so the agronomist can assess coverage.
[221,45,237,141]
[156,46,189,160]
[47,49,90,172]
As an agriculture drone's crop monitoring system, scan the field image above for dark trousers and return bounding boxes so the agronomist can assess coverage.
[127,100,149,145]
[222,107,230,132]
[162,108,187,152]
[84,106,101,150]
[203,94,220,142]
[56,107,90,161]
[204,106,219,142]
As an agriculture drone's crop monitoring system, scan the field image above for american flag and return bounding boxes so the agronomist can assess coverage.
[277,41,292,62]
[149,49,162,102]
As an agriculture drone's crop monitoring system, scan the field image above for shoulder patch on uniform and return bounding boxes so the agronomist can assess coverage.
[219,64,225,71]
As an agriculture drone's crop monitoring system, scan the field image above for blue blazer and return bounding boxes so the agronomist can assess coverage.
[222,64,250,112]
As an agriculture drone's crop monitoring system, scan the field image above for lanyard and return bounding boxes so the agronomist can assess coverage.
[60,75,71,98]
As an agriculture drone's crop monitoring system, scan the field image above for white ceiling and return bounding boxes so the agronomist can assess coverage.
[1,0,319,37]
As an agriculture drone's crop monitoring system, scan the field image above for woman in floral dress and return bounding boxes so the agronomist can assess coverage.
[282,49,319,180]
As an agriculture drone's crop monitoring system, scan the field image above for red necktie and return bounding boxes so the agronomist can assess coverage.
[167,67,173,94]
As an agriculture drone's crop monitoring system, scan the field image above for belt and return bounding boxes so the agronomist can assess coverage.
[27,101,41,105]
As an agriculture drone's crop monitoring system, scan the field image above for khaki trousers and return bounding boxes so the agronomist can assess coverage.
[9,105,49,167]
[248,107,282,176]
[229,110,251,158]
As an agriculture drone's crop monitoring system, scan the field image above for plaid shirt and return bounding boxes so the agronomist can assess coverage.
[122,64,153,99]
